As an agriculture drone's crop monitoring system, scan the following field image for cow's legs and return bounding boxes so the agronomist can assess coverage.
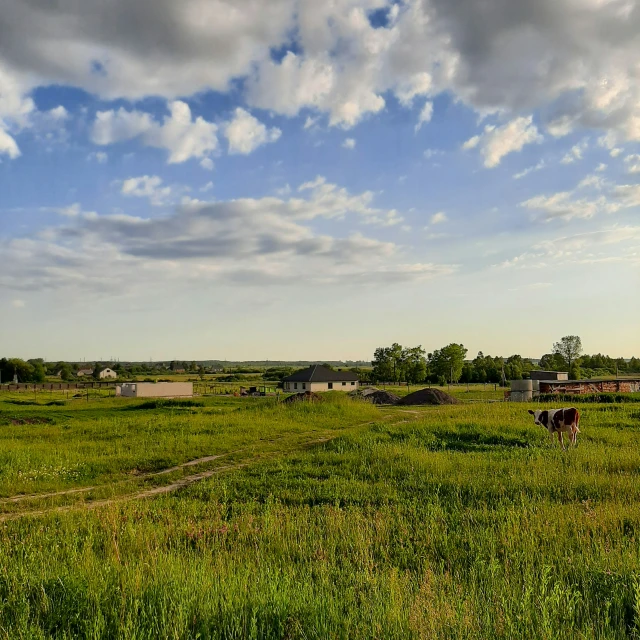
[557,431,565,450]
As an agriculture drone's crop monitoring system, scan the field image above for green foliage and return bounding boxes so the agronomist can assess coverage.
[553,335,583,371]
[539,352,568,371]
[429,343,468,383]
[537,392,640,403]
[372,344,426,384]
[0,358,46,383]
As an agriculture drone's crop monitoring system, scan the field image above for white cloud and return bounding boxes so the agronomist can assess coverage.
[0,128,20,159]
[121,175,172,206]
[4,0,640,143]
[87,151,108,163]
[519,172,640,221]
[223,107,281,155]
[200,157,214,170]
[560,140,588,164]
[595,163,607,172]
[11,299,25,308]
[200,181,214,193]
[463,116,543,168]
[430,212,447,224]
[342,138,356,149]
[521,191,618,221]
[415,101,433,132]
[513,160,545,180]
[304,116,320,130]
[499,226,640,270]
[0,178,455,295]
[424,148,444,159]
[92,101,218,163]
[624,154,640,173]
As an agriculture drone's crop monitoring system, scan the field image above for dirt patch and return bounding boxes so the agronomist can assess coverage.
[8,417,54,425]
[364,390,400,405]
[397,388,461,406]
[283,392,322,404]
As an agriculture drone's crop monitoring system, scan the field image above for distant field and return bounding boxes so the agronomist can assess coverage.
[1,392,640,637]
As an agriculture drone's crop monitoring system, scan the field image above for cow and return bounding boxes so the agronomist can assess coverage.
[528,408,580,449]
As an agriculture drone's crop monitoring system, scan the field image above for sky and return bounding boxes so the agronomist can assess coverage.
[1,0,639,362]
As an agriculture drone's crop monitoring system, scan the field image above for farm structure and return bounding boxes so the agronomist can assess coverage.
[282,365,359,393]
[116,382,193,398]
[98,368,117,379]
[508,377,640,400]
[530,371,568,381]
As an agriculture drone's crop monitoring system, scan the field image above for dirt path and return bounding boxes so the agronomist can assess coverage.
[0,436,334,522]
[0,452,230,506]
[0,412,422,522]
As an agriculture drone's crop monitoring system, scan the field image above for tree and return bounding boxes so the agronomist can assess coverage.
[401,346,427,384]
[429,343,468,384]
[371,344,403,383]
[553,336,583,374]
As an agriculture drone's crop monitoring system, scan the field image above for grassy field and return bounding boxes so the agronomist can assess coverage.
[1,392,640,638]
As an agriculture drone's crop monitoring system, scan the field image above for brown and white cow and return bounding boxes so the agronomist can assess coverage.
[528,408,580,449]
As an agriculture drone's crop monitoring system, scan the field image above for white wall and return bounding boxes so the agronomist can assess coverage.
[284,380,359,392]
[118,382,193,398]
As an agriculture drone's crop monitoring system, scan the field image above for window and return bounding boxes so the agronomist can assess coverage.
[302,383,306,390]
[351,382,355,385]
[342,382,346,386]
[294,383,298,390]
[328,382,333,389]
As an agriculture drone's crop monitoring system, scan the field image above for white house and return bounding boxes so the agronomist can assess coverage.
[282,364,359,393]
[98,367,117,379]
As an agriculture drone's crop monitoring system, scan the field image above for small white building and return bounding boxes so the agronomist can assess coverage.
[76,368,93,377]
[117,382,193,398]
[98,367,118,379]
[282,365,359,393]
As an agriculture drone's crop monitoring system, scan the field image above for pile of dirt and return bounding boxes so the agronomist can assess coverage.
[283,391,322,404]
[356,387,380,397]
[397,388,461,406]
[364,390,400,405]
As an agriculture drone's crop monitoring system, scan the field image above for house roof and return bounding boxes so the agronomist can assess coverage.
[282,364,359,383]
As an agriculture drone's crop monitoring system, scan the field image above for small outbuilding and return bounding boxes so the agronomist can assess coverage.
[98,367,118,379]
[76,368,93,377]
[530,371,569,381]
[117,382,193,398]
[282,365,359,393]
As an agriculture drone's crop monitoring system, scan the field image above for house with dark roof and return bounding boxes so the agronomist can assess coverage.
[282,365,359,393]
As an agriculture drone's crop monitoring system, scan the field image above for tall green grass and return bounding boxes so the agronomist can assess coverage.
[0,397,639,637]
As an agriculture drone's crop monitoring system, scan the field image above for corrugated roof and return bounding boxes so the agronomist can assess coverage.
[282,364,359,383]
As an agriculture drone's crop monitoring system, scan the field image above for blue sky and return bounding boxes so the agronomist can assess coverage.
[1,0,639,361]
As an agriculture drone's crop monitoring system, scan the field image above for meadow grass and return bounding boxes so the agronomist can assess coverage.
[0,394,639,637]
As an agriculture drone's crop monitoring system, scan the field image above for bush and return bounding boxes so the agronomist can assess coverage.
[537,393,640,404]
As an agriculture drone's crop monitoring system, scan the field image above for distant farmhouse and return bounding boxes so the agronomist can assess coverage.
[76,368,93,377]
[282,365,359,393]
[98,368,117,379]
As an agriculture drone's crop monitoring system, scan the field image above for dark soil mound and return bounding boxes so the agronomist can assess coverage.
[283,391,322,404]
[397,388,461,406]
[365,390,400,405]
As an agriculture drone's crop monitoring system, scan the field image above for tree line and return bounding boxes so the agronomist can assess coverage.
[369,336,640,385]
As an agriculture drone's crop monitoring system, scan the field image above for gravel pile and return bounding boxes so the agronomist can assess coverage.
[365,390,400,405]
[397,388,461,406]
[283,391,322,404]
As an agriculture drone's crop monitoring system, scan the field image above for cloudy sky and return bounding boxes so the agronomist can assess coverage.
[1,0,639,361]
